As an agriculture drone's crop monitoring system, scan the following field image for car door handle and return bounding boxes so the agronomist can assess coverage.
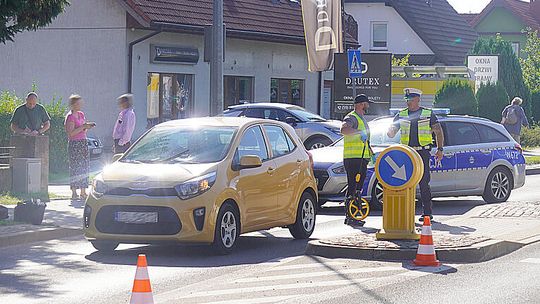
[444,152,454,157]
[296,159,303,163]
[267,167,275,174]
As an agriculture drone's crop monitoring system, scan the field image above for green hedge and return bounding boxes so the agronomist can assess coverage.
[532,91,540,123]
[434,79,478,115]
[476,82,509,122]
[0,90,68,173]
[522,125,540,148]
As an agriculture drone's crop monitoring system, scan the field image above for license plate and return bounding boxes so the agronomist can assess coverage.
[92,148,102,154]
[115,212,158,224]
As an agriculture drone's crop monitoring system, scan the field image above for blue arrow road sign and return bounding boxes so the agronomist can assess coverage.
[347,49,362,78]
[378,150,415,187]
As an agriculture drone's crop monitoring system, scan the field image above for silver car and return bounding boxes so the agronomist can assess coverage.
[223,103,342,149]
[311,115,527,209]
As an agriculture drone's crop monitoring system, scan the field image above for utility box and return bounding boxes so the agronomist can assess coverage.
[12,158,42,194]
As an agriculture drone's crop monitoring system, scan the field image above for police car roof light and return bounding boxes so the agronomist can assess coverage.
[389,108,450,116]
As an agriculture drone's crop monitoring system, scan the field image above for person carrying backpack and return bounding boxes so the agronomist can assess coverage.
[501,97,529,144]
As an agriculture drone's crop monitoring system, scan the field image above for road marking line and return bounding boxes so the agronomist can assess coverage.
[234,266,403,283]
[203,295,297,304]
[176,278,371,299]
[267,261,344,271]
[520,258,540,264]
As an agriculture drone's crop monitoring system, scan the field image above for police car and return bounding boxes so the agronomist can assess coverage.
[311,111,526,209]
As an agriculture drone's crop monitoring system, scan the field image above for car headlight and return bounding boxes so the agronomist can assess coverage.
[174,172,217,200]
[92,178,107,198]
[332,165,346,175]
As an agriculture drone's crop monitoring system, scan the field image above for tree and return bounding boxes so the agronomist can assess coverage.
[434,78,478,115]
[476,82,509,122]
[520,29,540,122]
[0,0,69,43]
[470,34,531,117]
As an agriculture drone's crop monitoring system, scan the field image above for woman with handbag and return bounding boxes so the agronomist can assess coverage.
[64,95,95,200]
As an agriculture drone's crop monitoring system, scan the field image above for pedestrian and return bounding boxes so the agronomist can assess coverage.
[113,94,136,154]
[64,94,95,200]
[501,97,529,144]
[340,94,374,227]
[387,88,445,222]
[10,92,51,135]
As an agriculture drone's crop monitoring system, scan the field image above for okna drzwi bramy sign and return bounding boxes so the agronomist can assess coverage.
[334,53,392,115]
[467,55,499,90]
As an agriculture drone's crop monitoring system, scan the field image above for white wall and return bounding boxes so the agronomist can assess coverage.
[345,3,434,55]
[130,31,321,138]
[0,0,128,146]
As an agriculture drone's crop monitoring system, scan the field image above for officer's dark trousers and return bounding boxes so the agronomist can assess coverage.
[418,149,433,215]
[343,158,369,197]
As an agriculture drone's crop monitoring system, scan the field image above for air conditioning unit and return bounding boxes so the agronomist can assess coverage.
[12,158,41,194]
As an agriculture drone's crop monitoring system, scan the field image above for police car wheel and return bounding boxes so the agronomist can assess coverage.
[482,167,513,204]
[91,241,119,252]
[370,180,384,210]
[289,192,316,239]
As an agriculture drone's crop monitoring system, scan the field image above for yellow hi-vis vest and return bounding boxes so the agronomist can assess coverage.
[343,111,372,159]
[399,108,433,147]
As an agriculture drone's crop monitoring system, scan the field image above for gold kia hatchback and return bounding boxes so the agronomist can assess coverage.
[84,117,317,254]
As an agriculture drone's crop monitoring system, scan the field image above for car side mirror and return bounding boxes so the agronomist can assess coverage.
[112,153,124,162]
[285,117,298,127]
[239,155,263,169]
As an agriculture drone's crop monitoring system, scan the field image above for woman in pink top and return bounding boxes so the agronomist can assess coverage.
[64,95,95,200]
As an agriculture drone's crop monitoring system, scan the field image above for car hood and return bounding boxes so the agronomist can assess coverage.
[318,120,342,129]
[311,145,387,167]
[100,162,217,188]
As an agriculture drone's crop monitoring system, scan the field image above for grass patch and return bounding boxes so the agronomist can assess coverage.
[526,155,540,165]
[49,171,69,184]
[0,193,19,205]
[0,191,70,204]
[0,219,22,226]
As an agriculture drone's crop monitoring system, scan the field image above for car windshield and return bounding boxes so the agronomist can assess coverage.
[286,106,327,122]
[333,118,400,147]
[122,126,237,164]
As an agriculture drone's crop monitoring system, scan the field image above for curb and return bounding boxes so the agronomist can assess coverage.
[305,239,524,263]
[526,167,540,175]
[0,227,83,248]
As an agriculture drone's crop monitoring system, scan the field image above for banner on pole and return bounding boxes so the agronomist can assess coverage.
[301,0,343,72]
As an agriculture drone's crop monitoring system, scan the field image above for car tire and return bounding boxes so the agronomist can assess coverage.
[289,192,317,239]
[91,241,119,252]
[212,203,240,255]
[370,180,384,210]
[482,167,513,204]
[305,136,332,150]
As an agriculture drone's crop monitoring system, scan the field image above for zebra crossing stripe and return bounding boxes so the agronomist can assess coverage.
[203,295,297,304]
[520,258,540,264]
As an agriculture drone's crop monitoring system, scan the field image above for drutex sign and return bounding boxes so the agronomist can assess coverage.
[334,53,392,115]
[467,55,499,90]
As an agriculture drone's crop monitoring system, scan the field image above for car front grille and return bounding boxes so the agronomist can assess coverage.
[107,187,177,197]
[95,205,181,235]
[313,170,329,191]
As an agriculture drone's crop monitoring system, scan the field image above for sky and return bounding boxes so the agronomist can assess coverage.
[446,0,492,13]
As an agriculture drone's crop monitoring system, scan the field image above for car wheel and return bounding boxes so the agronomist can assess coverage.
[305,137,332,150]
[482,167,513,203]
[370,180,384,210]
[289,192,316,239]
[91,241,119,252]
[212,203,240,255]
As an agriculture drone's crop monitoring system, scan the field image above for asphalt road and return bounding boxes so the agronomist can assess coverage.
[1,175,539,304]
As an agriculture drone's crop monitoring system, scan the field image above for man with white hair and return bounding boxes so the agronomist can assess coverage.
[501,97,529,144]
[112,94,136,154]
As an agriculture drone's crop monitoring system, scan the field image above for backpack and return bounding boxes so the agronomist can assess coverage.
[505,106,519,125]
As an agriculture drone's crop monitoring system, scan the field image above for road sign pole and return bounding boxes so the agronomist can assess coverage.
[352,77,357,99]
[210,0,224,116]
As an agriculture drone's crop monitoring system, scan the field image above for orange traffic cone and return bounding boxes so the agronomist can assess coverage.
[130,254,154,304]
[413,216,441,267]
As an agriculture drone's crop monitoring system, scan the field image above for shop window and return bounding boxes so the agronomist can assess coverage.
[371,22,388,49]
[270,78,304,106]
[224,76,254,109]
[147,73,193,128]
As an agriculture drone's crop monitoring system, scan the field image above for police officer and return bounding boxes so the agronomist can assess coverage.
[387,88,445,222]
[340,94,373,226]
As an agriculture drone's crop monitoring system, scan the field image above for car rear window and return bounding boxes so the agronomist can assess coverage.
[445,122,481,146]
[475,124,511,143]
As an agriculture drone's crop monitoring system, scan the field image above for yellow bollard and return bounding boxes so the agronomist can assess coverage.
[374,145,424,240]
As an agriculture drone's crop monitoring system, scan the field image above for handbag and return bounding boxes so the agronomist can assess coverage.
[14,199,46,225]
